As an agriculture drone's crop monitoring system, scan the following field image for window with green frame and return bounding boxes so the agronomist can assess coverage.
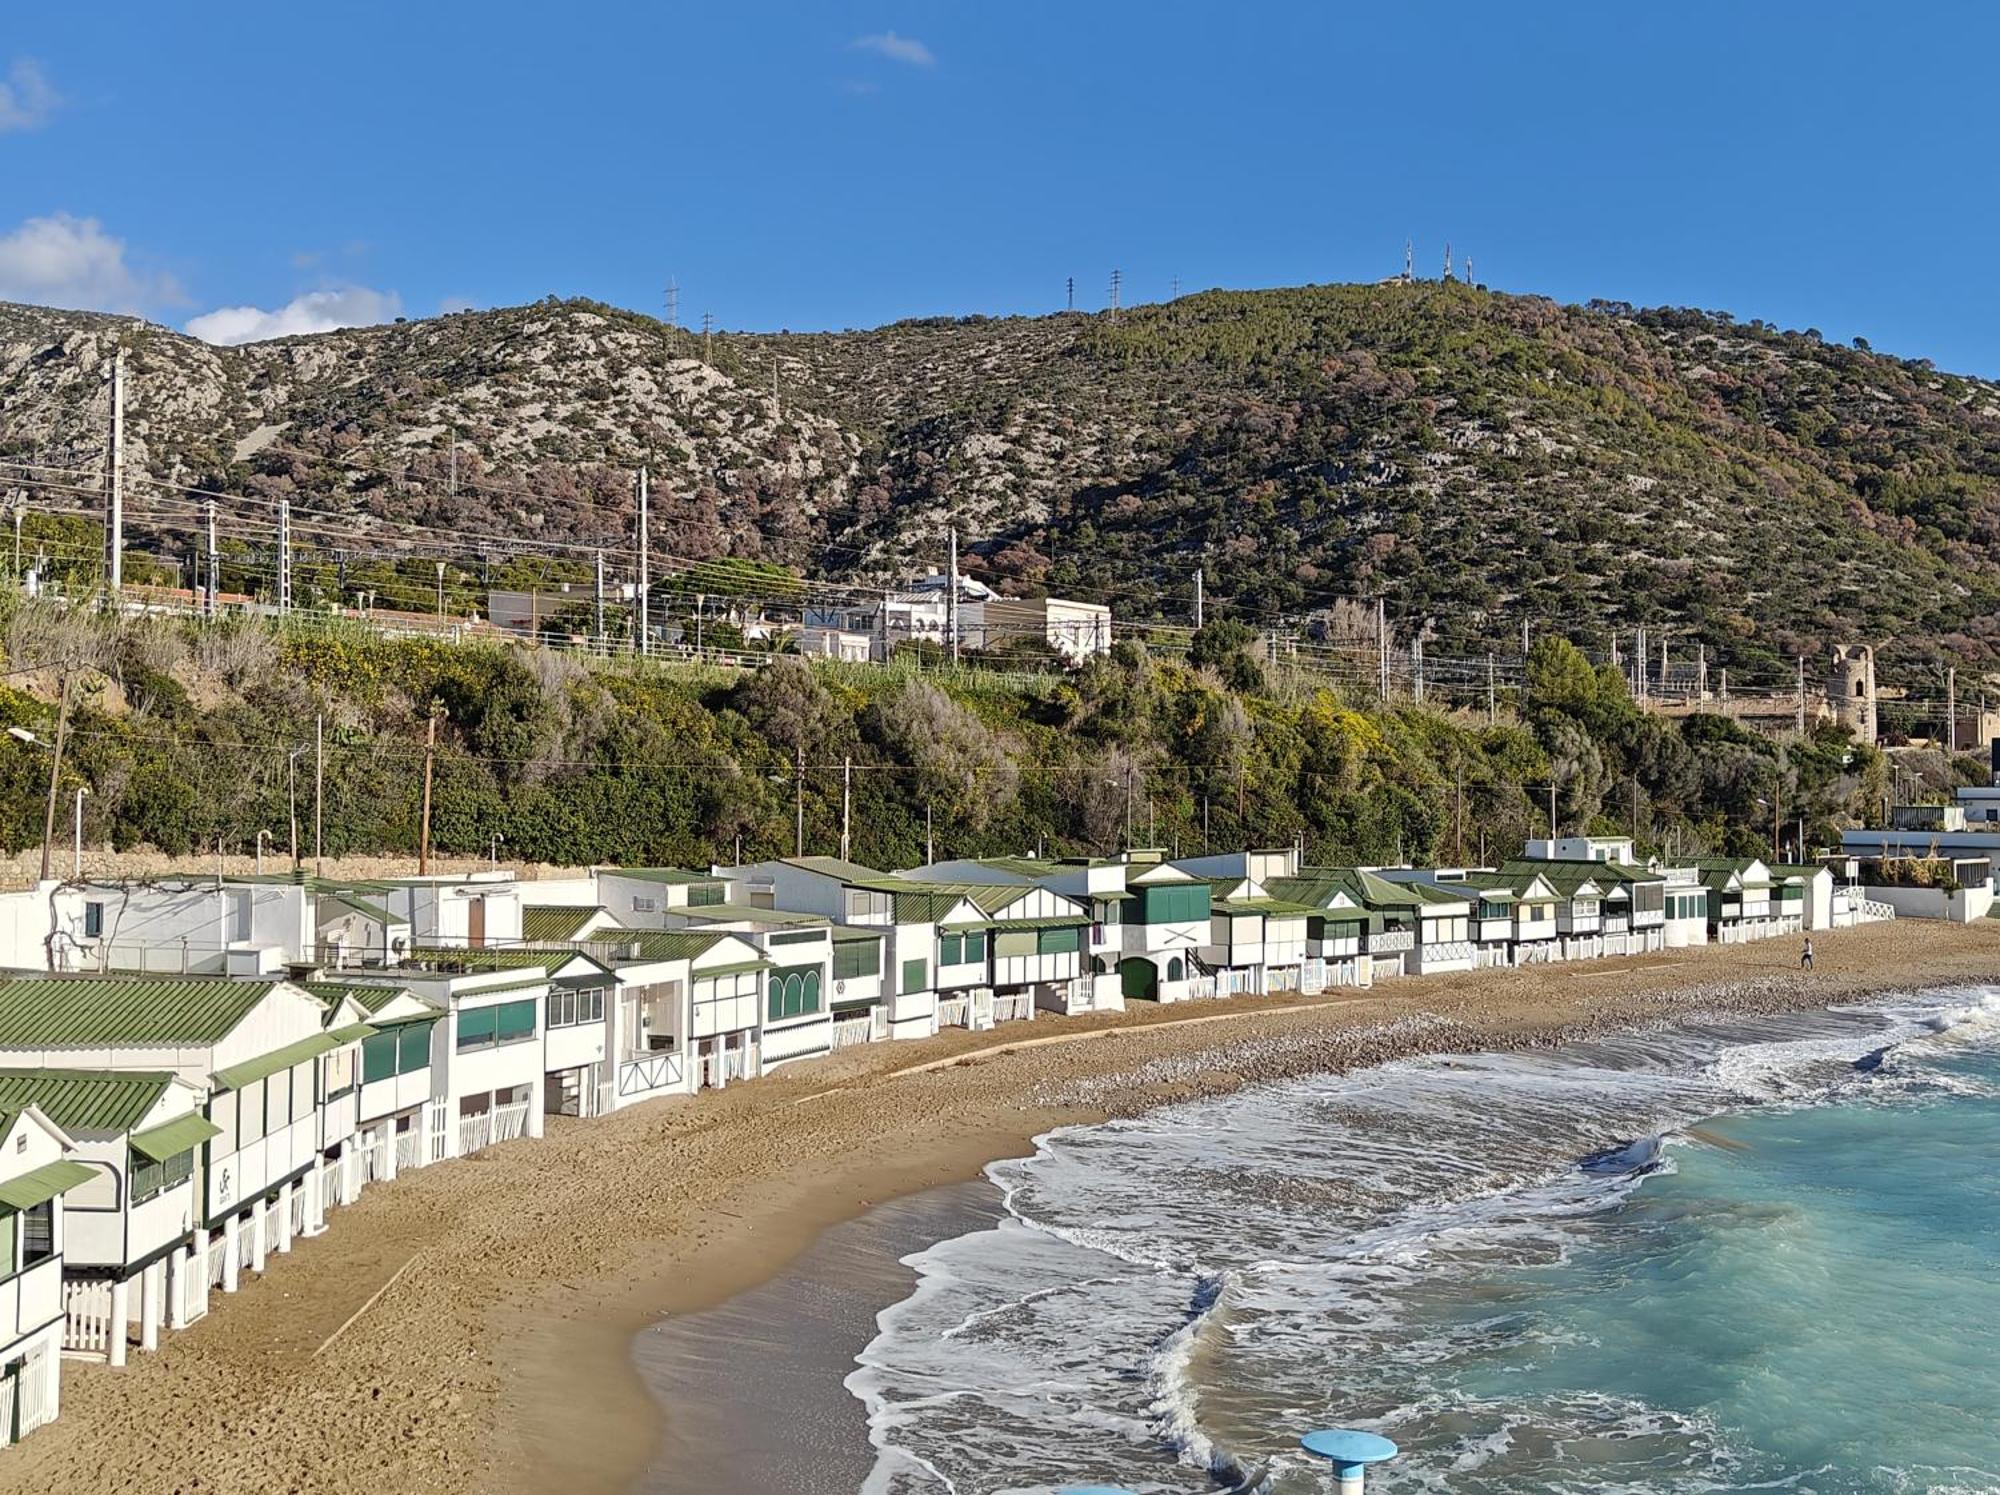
[1138,884,1209,924]
[129,1148,195,1206]
[362,1031,399,1084]
[900,957,928,991]
[1036,925,1080,956]
[767,965,823,1020]
[938,932,962,965]
[686,882,725,907]
[459,999,536,1050]
[962,930,985,963]
[398,1020,433,1070]
[832,940,881,980]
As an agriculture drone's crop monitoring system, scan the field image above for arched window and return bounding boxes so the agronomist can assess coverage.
[1166,957,1184,982]
[803,971,822,1009]
[1854,679,1865,698]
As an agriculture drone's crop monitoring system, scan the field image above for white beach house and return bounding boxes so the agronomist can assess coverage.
[0,1105,91,1446]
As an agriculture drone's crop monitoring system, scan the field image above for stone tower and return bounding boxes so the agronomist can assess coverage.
[1828,644,1877,742]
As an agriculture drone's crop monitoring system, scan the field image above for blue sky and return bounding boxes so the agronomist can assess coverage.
[2,1,1995,370]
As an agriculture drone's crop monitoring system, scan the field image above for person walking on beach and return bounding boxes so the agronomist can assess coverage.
[1801,936,1814,971]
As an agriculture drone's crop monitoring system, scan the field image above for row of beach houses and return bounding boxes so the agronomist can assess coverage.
[0,834,1874,1445]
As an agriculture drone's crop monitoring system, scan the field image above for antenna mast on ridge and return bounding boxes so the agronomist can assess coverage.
[1443,242,1454,281]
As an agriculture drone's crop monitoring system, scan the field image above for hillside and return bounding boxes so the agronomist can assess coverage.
[4,284,2000,675]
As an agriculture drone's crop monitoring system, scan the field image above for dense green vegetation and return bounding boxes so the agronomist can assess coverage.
[0,603,1963,872]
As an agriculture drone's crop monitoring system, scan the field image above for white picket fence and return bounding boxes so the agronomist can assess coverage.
[492,1100,530,1144]
[395,1128,423,1172]
[831,1013,877,1050]
[993,993,1035,1024]
[206,1233,228,1289]
[289,1187,307,1238]
[937,996,971,1029]
[456,1111,492,1157]
[61,1279,114,1357]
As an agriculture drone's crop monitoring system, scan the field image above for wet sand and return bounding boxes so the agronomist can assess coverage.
[634,1182,1002,1495]
[2,920,1996,1495]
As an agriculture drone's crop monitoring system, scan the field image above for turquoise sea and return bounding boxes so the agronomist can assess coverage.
[850,990,2000,1493]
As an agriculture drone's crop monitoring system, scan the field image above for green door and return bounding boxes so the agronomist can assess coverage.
[1119,958,1158,1001]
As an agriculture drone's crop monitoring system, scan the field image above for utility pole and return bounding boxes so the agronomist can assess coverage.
[418,709,438,875]
[37,671,75,884]
[1109,269,1122,321]
[1455,759,1465,865]
[1521,616,1530,658]
[434,561,446,620]
[1947,664,1958,752]
[593,549,606,645]
[840,755,852,862]
[1697,642,1708,699]
[1193,567,1204,629]
[702,312,713,364]
[925,802,934,865]
[1376,599,1389,697]
[948,529,960,663]
[1795,655,1806,736]
[106,349,124,600]
[1066,276,1074,311]
[772,353,781,418]
[448,428,458,504]
[1124,765,1135,849]
[1413,632,1425,705]
[1548,781,1558,842]
[666,278,679,332]
[313,713,324,878]
[276,500,292,616]
[1487,652,1496,724]
[288,746,302,870]
[204,498,220,619]
[9,496,21,583]
[794,744,806,858]
[636,466,651,657]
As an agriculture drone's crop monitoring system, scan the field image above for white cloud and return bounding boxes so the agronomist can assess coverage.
[0,212,181,313]
[851,31,935,66]
[185,285,403,345]
[0,59,59,133]
[437,294,476,314]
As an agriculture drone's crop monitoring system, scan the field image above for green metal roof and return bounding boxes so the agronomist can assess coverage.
[667,904,830,928]
[522,905,607,943]
[302,981,418,1017]
[0,1069,175,1134]
[0,978,279,1049]
[581,929,733,964]
[599,866,727,886]
[327,1021,376,1043]
[781,855,892,883]
[1217,897,1323,917]
[889,889,977,925]
[0,1159,96,1211]
[212,1029,362,1092]
[129,1112,221,1162]
[977,915,1090,932]
[320,891,392,923]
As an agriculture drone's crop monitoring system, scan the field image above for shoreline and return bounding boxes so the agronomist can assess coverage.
[2,922,1997,1495]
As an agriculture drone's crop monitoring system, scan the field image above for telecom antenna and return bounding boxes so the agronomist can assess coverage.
[1464,254,1474,285]
[277,499,293,615]
[702,311,714,364]
[666,278,679,330]
[1443,242,1454,281]
[1171,275,1181,300]
[1403,238,1414,281]
[106,348,124,597]
[1109,268,1122,320]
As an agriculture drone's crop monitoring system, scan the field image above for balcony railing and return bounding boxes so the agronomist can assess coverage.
[1369,928,1416,953]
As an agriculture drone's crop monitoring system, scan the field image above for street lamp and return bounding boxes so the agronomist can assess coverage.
[8,670,76,885]
[489,831,505,872]
[72,785,88,878]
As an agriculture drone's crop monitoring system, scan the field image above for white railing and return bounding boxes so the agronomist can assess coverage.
[937,996,971,1029]
[1418,939,1477,968]
[1474,944,1510,969]
[491,1100,531,1144]
[831,1013,877,1050]
[1184,975,1219,1001]
[395,1129,422,1172]
[1297,956,1326,994]
[1603,931,1630,957]
[62,1279,114,1357]
[1516,941,1559,965]
[1562,936,1603,962]
[722,1045,751,1083]
[619,1051,684,1098]
[179,1251,207,1325]
[320,1157,345,1210]
[207,1233,228,1289]
[597,1082,616,1116]
[360,1135,387,1186]
[237,1220,257,1271]
[429,1106,449,1163]
[1859,898,1897,922]
[993,993,1035,1024]
[1370,928,1416,953]
[290,1187,307,1237]
[457,1111,493,1157]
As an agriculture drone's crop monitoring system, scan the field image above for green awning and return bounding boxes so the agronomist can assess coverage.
[213,1031,350,1091]
[692,960,773,981]
[129,1113,222,1162]
[0,1158,97,1211]
[954,916,1090,932]
[326,1022,377,1044]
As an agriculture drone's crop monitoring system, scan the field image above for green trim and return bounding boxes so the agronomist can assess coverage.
[327,1022,377,1043]
[0,1158,96,1210]
[694,960,773,980]
[129,1113,221,1162]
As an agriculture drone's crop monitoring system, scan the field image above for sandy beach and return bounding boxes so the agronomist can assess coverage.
[4,920,1997,1495]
